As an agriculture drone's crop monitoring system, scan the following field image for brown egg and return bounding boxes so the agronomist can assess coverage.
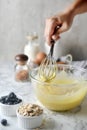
[56,61,67,70]
[34,52,47,65]
[56,61,66,64]
[33,58,40,65]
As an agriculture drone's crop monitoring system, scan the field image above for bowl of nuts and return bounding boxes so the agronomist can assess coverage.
[0,92,22,116]
[16,103,43,129]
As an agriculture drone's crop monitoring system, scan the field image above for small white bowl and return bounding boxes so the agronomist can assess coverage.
[0,94,23,116]
[0,101,22,116]
[16,110,43,129]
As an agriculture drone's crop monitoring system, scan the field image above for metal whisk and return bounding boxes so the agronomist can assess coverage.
[39,40,57,81]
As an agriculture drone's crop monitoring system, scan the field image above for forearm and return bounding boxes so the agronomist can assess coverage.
[65,0,87,17]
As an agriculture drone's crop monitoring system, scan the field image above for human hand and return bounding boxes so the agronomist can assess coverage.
[44,10,74,45]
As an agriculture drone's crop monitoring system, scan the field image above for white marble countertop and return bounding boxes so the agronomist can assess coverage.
[0,61,87,130]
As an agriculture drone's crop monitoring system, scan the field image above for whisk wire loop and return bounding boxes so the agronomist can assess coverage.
[38,42,57,81]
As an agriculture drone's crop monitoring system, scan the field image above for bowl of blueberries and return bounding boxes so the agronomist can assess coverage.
[0,92,22,116]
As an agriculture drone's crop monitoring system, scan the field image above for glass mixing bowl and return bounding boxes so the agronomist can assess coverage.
[30,64,87,111]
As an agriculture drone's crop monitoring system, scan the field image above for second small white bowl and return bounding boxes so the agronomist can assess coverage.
[16,110,43,129]
[0,101,23,116]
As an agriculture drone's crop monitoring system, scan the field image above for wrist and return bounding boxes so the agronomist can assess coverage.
[64,4,77,18]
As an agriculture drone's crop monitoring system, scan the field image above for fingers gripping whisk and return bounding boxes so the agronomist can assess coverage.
[38,26,61,81]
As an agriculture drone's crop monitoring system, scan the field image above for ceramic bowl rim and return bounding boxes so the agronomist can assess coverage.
[16,109,43,119]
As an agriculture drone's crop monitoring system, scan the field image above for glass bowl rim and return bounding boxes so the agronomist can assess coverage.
[30,64,87,87]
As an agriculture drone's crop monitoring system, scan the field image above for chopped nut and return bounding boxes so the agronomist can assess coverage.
[18,104,43,117]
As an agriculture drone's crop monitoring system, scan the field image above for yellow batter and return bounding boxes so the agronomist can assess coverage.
[35,71,87,111]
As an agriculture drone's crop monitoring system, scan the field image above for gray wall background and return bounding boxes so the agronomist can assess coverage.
[0,0,87,61]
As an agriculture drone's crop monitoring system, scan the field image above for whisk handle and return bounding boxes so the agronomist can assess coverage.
[50,41,55,57]
[49,25,61,57]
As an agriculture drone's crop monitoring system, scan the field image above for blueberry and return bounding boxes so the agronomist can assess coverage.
[0,96,8,104]
[13,98,22,104]
[8,98,15,102]
[0,100,6,104]
[14,97,18,101]
[0,96,7,102]
[17,99,22,103]
[1,119,7,126]
[5,97,10,102]
[8,92,16,99]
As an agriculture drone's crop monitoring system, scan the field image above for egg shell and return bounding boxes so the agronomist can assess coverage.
[34,52,47,65]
